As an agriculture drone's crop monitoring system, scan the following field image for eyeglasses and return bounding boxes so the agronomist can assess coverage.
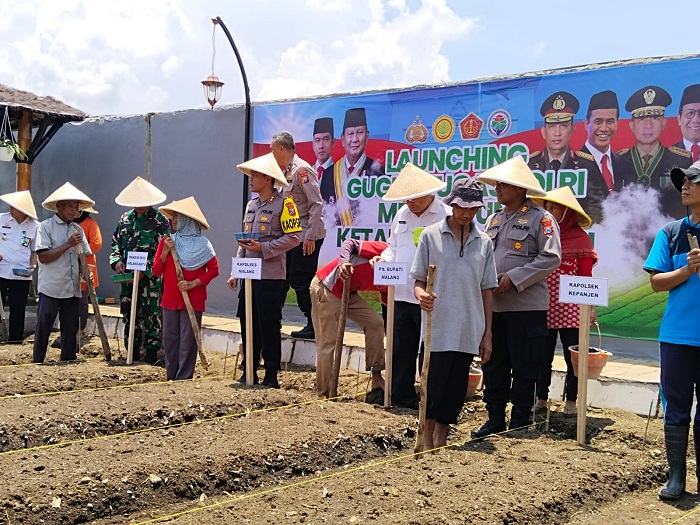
[682,109,700,120]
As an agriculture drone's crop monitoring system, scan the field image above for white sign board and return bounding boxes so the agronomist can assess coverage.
[232,258,262,280]
[126,251,148,271]
[558,275,609,307]
[374,262,408,286]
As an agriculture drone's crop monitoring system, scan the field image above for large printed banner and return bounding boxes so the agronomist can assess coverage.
[253,56,700,339]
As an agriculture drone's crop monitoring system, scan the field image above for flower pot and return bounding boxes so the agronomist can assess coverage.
[466,366,483,399]
[0,146,14,162]
[569,346,612,380]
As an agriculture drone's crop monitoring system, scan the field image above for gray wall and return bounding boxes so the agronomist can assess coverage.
[0,105,248,314]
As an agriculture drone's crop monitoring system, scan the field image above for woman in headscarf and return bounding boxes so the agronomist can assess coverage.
[152,197,219,380]
[532,186,597,416]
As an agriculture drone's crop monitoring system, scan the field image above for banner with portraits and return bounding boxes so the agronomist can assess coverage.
[252,55,700,339]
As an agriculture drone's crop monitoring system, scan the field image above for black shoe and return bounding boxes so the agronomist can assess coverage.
[51,336,62,348]
[291,323,315,340]
[145,350,158,365]
[471,419,507,438]
[238,373,259,385]
[261,371,280,389]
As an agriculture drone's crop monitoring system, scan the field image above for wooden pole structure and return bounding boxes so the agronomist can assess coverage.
[576,304,592,446]
[329,279,351,399]
[384,285,395,408]
[126,270,141,365]
[168,242,209,370]
[415,264,436,455]
[77,245,111,360]
[244,278,254,386]
[16,111,32,191]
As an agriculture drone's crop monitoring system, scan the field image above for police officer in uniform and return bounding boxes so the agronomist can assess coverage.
[528,91,582,174]
[474,157,561,437]
[227,153,302,388]
[575,90,635,224]
[271,131,326,339]
[618,86,692,218]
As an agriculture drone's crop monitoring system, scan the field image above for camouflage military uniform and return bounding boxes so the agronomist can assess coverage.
[110,207,169,361]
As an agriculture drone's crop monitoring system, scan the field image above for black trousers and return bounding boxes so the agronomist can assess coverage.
[482,311,548,410]
[391,301,421,407]
[283,238,324,319]
[238,279,285,374]
[536,327,579,402]
[33,294,79,363]
[0,278,31,342]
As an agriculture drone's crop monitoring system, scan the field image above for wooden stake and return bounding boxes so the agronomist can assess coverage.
[126,270,140,365]
[415,264,436,455]
[0,289,8,342]
[576,304,591,446]
[329,279,351,399]
[77,246,111,360]
[244,278,254,386]
[168,242,209,370]
[384,285,395,408]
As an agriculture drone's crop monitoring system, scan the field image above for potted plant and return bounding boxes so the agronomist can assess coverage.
[0,138,27,162]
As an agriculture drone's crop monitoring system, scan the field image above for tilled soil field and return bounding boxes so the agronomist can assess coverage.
[0,335,685,525]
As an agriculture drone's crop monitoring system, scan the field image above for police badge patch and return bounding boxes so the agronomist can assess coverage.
[541,217,554,236]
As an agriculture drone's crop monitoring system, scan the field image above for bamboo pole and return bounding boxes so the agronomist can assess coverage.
[415,264,436,455]
[576,304,591,446]
[168,242,209,370]
[384,285,395,408]
[126,270,140,365]
[77,246,111,360]
[244,278,254,386]
[329,278,351,399]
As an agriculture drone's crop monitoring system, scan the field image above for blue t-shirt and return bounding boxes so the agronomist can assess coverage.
[643,217,700,346]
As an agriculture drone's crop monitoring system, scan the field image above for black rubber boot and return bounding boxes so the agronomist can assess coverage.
[509,406,533,430]
[472,404,506,438]
[659,424,689,500]
[261,370,280,389]
[694,424,700,494]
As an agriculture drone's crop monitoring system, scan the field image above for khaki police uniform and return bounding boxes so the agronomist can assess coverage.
[236,189,301,381]
[483,199,561,426]
[280,154,326,332]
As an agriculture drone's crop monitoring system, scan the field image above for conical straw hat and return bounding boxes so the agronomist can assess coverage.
[42,183,95,212]
[382,163,447,202]
[159,197,210,230]
[476,156,546,197]
[0,190,38,220]
[115,176,167,207]
[237,153,288,187]
[82,207,98,215]
[527,186,592,229]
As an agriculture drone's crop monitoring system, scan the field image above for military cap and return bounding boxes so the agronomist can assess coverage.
[586,90,619,115]
[443,178,484,209]
[625,86,671,118]
[540,91,579,123]
[313,117,334,136]
[343,108,367,130]
[679,84,700,112]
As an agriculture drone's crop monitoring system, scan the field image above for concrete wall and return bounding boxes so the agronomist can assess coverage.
[0,105,248,314]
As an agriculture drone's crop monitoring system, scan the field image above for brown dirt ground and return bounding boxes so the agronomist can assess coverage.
[0,335,695,525]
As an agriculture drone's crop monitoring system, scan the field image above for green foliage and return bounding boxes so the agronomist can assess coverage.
[0,138,27,160]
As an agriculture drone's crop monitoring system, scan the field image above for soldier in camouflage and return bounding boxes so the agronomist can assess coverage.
[110,177,169,364]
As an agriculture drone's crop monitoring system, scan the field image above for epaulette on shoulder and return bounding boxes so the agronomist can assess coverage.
[616,148,629,155]
[669,146,692,158]
[529,151,541,158]
[575,150,594,161]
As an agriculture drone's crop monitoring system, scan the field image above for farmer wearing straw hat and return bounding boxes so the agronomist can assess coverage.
[370,163,450,409]
[110,177,169,365]
[227,153,301,388]
[75,206,102,341]
[529,186,598,417]
[270,131,326,340]
[0,190,40,342]
[32,183,93,363]
[473,157,561,436]
[411,178,498,450]
[153,197,219,380]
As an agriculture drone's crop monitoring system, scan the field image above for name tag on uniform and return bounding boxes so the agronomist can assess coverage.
[374,262,408,285]
[232,258,261,280]
[126,251,148,271]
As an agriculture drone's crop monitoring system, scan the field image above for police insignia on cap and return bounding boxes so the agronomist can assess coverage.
[553,96,565,111]
[644,89,656,105]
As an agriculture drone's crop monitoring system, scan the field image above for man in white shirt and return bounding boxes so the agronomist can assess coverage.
[371,163,449,408]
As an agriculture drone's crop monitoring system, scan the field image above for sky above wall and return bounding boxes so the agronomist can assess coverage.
[1,0,697,117]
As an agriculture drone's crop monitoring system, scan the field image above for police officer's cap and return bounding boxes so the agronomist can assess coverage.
[343,108,367,130]
[313,117,334,136]
[679,84,700,112]
[586,90,619,116]
[625,86,671,118]
[540,92,579,123]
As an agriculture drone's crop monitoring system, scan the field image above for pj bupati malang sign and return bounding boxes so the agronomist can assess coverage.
[253,55,700,339]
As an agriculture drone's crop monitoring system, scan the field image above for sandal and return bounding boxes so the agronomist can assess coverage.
[563,406,577,417]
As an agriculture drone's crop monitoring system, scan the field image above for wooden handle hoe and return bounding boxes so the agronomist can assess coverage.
[415,264,436,455]
[329,277,351,399]
[169,244,209,371]
[77,245,111,360]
